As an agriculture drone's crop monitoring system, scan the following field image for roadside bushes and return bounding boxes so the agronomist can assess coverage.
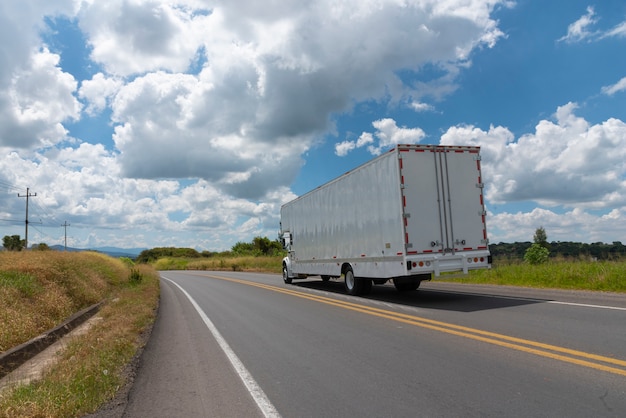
[524,243,550,265]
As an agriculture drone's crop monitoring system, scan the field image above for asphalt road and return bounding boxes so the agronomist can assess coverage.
[121,271,626,417]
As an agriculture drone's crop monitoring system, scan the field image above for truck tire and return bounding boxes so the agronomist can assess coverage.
[393,278,421,292]
[283,265,292,284]
[344,269,362,295]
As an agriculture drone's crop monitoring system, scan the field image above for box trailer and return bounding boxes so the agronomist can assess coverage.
[279,144,491,295]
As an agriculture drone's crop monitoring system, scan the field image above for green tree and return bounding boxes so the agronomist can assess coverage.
[533,226,549,248]
[2,235,25,251]
[525,227,550,264]
[32,243,50,251]
[230,237,284,256]
[231,241,255,256]
[136,247,201,263]
[252,236,284,256]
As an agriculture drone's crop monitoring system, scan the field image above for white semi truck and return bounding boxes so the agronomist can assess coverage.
[279,144,491,295]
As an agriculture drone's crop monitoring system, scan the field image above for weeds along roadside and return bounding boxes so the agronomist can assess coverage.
[156,255,284,273]
[1,251,623,416]
[444,257,626,293]
[0,251,160,418]
[153,254,626,293]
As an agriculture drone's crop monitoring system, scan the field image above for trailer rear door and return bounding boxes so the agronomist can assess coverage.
[399,145,488,256]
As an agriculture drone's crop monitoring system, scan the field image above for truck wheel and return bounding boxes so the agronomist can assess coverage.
[344,269,362,296]
[283,265,292,284]
[393,278,420,292]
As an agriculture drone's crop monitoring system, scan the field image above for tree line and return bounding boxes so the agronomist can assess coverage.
[490,240,626,261]
[4,231,624,261]
[1,234,51,251]
[135,236,285,263]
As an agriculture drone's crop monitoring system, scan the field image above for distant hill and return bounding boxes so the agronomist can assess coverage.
[48,245,146,259]
[91,246,146,257]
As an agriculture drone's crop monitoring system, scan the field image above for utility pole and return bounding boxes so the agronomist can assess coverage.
[62,221,70,251]
[18,187,37,250]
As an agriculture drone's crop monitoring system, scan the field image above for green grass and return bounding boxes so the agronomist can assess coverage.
[153,256,191,270]
[0,251,121,352]
[2,252,621,417]
[445,258,626,292]
[155,254,626,293]
[169,255,283,273]
[0,252,160,417]
[0,271,42,297]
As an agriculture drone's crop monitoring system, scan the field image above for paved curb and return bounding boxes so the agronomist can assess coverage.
[0,302,103,379]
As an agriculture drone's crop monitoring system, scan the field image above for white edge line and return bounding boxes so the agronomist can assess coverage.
[546,300,626,311]
[431,289,626,311]
[162,276,281,418]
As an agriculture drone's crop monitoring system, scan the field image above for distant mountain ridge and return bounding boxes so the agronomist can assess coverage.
[48,245,146,258]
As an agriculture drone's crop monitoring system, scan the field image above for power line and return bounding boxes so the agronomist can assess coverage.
[3,179,66,230]
[0,179,25,194]
[1,180,26,226]
[27,224,47,247]
[30,198,62,227]
[3,182,80,247]
[0,218,23,224]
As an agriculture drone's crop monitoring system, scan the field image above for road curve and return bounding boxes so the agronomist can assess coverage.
[119,274,265,417]
[114,271,626,417]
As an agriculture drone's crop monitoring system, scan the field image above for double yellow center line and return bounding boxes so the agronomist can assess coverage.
[200,273,626,377]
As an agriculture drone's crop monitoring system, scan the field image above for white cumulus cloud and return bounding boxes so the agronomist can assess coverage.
[441,103,626,209]
[79,73,123,116]
[335,118,426,156]
[6,0,577,249]
[77,0,210,76]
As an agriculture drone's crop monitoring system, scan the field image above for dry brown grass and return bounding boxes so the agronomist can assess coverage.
[0,252,160,417]
[0,251,127,352]
[165,255,283,273]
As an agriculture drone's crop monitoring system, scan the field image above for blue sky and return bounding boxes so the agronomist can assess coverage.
[1,0,625,251]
